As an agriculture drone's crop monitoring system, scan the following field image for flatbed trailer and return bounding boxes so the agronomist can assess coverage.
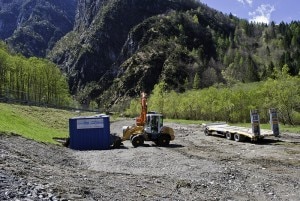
[203,123,276,142]
[203,109,280,142]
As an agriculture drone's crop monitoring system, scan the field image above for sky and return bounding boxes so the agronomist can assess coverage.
[199,0,300,24]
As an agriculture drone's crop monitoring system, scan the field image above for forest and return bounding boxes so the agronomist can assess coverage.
[126,67,300,125]
[0,42,71,106]
[151,11,300,89]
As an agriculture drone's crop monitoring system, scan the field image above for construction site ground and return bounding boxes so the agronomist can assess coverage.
[1,119,300,200]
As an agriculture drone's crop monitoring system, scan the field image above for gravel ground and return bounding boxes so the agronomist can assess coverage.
[1,119,300,200]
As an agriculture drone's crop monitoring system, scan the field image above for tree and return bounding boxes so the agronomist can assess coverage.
[192,15,199,24]
[192,73,200,89]
[149,82,167,114]
[0,50,9,95]
[262,77,300,125]
[281,64,290,76]
[184,77,190,90]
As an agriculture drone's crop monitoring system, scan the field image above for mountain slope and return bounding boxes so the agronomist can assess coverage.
[0,0,77,57]
[48,0,200,95]
[97,9,235,105]
[50,0,238,107]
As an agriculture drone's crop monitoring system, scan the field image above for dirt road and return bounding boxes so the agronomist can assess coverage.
[1,119,300,200]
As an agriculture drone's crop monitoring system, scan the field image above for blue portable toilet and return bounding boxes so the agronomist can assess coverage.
[69,115,111,150]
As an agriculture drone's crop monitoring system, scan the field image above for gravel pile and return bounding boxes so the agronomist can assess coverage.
[0,172,63,200]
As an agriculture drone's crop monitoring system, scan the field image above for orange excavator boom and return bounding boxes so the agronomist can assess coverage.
[135,92,147,126]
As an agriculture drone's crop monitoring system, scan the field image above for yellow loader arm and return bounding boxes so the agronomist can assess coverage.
[122,125,144,141]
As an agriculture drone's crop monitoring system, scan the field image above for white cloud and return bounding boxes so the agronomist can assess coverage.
[249,4,275,24]
[237,0,253,6]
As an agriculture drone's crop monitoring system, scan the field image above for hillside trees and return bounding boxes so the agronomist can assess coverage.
[126,76,300,125]
[0,42,71,106]
[260,66,300,125]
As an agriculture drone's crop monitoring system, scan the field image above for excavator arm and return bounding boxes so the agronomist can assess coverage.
[135,92,147,126]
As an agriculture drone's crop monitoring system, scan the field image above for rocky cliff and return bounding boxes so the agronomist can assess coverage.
[74,0,107,32]
[96,6,235,106]
[0,0,22,39]
[49,0,200,97]
[0,0,77,57]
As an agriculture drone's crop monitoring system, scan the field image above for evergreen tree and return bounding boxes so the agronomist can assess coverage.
[193,73,200,89]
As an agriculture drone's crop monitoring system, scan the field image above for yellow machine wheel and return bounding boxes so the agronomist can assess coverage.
[131,135,144,147]
[157,134,170,147]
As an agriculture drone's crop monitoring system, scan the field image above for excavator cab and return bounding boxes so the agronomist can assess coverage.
[144,113,163,134]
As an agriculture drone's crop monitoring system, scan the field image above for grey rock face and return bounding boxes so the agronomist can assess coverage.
[0,0,77,57]
[49,0,199,94]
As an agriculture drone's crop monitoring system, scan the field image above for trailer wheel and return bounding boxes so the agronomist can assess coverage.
[225,132,233,140]
[234,133,245,142]
[157,135,170,147]
[131,135,144,147]
[204,128,211,136]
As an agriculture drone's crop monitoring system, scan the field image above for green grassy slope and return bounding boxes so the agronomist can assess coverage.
[0,103,97,144]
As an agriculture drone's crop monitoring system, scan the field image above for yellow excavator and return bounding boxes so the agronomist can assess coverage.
[114,92,175,148]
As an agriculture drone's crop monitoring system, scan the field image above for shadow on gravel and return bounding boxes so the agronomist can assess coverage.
[141,144,151,147]
[114,145,129,149]
[150,144,184,148]
[289,141,300,145]
[259,139,300,145]
[250,138,283,145]
[207,134,287,145]
[168,144,184,148]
